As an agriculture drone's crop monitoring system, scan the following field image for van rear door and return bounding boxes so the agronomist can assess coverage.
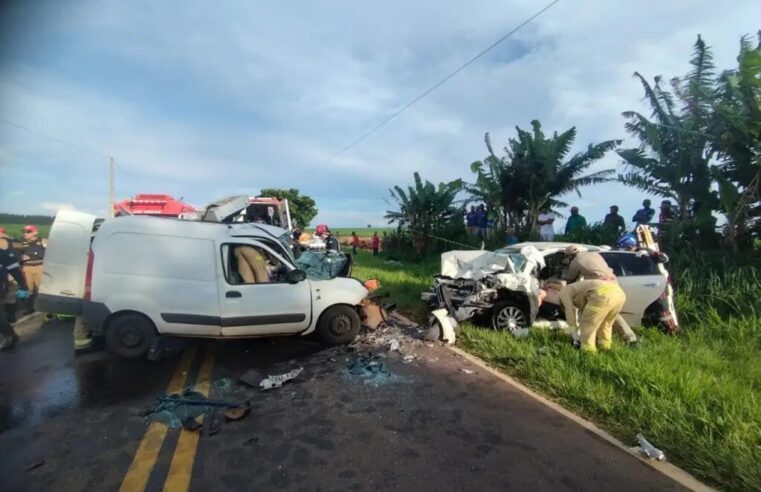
[37,210,98,314]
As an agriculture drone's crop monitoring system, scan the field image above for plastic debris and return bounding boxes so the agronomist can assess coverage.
[459,368,475,375]
[636,434,666,461]
[260,367,304,391]
[402,354,415,364]
[388,339,400,352]
[24,460,44,472]
[211,377,233,392]
[224,401,252,421]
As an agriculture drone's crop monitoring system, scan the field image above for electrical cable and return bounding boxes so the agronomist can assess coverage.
[0,118,112,159]
[296,0,561,181]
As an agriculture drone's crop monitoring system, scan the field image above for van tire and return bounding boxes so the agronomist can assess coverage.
[317,305,361,345]
[105,313,157,358]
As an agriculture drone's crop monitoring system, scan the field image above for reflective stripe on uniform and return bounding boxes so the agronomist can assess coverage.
[6,262,20,270]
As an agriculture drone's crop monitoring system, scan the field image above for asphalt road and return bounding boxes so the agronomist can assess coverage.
[0,316,686,492]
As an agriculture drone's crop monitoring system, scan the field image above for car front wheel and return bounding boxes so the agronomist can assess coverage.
[317,305,361,344]
[491,301,529,333]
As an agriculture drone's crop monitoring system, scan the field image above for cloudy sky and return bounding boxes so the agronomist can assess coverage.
[1,0,759,228]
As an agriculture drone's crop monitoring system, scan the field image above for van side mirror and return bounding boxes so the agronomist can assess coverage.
[287,269,307,284]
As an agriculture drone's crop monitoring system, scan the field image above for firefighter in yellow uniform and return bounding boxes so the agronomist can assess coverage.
[18,225,46,314]
[559,279,637,345]
[561,245,627,352]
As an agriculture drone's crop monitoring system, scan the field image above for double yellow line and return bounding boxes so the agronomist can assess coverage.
[120,345,216,492]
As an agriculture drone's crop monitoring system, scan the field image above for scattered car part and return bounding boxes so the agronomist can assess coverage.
[259,367,304,390]
[429,308,457,344]
[636,434,666,461]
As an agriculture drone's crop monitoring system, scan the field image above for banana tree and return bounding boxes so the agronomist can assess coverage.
[385,172,463,255]
[472,121,618,237]
[711,33,761,250]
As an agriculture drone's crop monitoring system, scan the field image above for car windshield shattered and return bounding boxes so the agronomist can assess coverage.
[295,250,350,280]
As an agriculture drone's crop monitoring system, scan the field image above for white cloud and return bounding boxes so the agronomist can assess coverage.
[39,202,76,212]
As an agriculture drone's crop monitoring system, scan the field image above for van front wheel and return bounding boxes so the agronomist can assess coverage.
[317,305,360,345]
[105,313,157,358]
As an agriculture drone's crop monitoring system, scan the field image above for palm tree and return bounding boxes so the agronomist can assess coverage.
[617,36,718,220]
[385,172,463,255]
[711,32,761,249]
[471,120,619,236]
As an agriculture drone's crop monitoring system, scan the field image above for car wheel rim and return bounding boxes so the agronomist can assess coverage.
[120,325,144,348]
[330,314,352,336]
[495,307,527,332]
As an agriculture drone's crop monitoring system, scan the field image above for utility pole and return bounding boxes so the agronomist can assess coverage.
[109,157,115,218]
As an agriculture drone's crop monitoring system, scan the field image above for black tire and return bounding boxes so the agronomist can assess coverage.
[423,317,442,341]
[105,313,157,358]
[491,301,530,333]
[317,305,361,344]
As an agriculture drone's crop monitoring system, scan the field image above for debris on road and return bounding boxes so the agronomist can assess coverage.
[459,368,475,375]
[24,460,44,472]
[402,354,416,364]
[145,389,251,431]
[388,338,400,352]
[260,367,304,390]
[345,353,404,386]
[635,434,667,461]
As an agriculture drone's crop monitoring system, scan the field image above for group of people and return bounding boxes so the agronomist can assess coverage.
[536,199,676,242]
[349,232,381,256]
[465,205,490,238]
[0,225,46,350]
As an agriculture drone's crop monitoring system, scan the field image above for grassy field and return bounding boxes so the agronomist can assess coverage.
[351,250,761,491]
[0,223,51,239]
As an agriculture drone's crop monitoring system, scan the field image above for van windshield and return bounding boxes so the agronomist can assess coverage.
[295,251,348,280]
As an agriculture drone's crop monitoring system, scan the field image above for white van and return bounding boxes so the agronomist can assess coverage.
[37,211,368,357]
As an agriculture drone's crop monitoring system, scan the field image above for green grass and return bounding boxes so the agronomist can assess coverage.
[0,223,51,239]
[351,250,761,492]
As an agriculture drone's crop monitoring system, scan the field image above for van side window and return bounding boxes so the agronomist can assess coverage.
[222,244,288,285]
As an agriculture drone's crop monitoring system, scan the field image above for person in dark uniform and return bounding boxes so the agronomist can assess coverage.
[0,227,18,323]
[1,246,30,350]
[18,225,46,314]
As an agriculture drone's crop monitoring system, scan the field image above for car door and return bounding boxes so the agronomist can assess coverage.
[600,252,666,327]
[39,210,98,302]
[219,239,311,336]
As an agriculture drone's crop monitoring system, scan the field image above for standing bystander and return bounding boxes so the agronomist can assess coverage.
[537,208,555,241]
[372,232,380,256]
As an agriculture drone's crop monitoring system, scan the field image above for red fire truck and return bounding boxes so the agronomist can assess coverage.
[114,194,292,230]
[113,194,195,217]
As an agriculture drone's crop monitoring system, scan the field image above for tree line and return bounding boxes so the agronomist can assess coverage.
[0,213,54,225]
[385,32,761,255]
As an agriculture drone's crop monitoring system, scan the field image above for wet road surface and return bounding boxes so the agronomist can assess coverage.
[0,316,686,491]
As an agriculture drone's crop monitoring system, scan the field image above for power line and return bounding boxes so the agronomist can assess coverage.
[0,118,111,159]
[303,0,561,177]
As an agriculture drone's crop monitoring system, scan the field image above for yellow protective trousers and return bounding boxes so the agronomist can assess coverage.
[578,283,626,352]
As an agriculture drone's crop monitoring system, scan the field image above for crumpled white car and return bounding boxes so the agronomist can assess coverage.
[421,242,678,335]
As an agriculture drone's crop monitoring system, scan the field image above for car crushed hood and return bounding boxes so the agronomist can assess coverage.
[439,245,546,280]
